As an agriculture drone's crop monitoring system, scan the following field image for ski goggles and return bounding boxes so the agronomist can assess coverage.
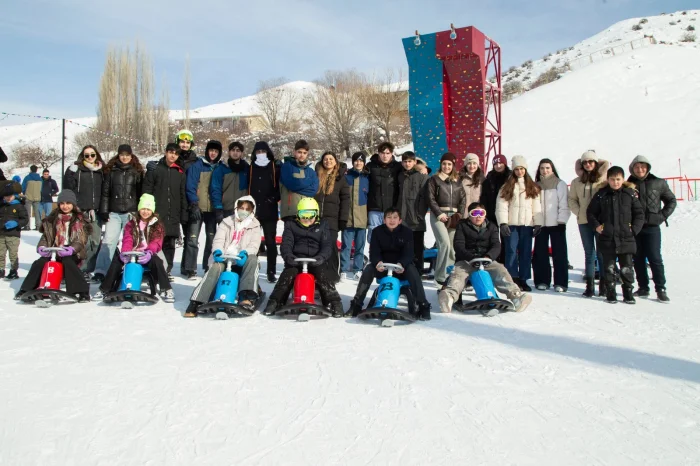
[468,208,486,218]
[298,210,317,220]
[177,133,193,142]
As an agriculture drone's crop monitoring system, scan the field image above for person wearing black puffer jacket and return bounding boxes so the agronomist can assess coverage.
[93,144,143,282]
[480,154,511,263]
[626,155,676,302]
[314,151,350,282]
[142,143,187,276]
[396,151,429,273]
[366,142,402,244]
[63,145,105,275]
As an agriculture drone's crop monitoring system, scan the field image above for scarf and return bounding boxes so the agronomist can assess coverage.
[137,220,149,250]
[55,214,73,247]
[538,173,560,190]
[254,154,270,167]
[83,160,103,171]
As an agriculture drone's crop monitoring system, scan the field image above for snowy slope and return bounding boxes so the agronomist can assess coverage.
[1,203,700,465]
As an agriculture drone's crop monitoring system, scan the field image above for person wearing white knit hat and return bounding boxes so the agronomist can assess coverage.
[495,156,543,292]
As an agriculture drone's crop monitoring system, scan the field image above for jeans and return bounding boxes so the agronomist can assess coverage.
[532,226,569,288]
[634,225,666,291]
[38,202,53,221]
[30,201,41,229]
[340,228,367,273]
[94,212,130,275]
[183,212,217,273]
[367,211,384,245]
[504,225,533,281]
[578,223,605,280]
[81,216,103,273]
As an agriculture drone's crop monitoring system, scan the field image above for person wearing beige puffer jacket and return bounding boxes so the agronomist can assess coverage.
[459,153,485,217]
[185,195,262,317]
[495,156,542,291]
[568,150,609,297]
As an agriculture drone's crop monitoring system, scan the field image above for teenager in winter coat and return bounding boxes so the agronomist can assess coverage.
[438,202,532,314]
[627,155,676,302]
[183,140,222,279]
[365,142,402,244]
[263,197,343,317]
[341,152,369,277]
[39,169,59,220]
[16,190,91,302]
[396,151,429,273]
[568,150,610,297]
[94,145,144,282]
[279,139,318,221]
[63,145,104,275]
[184,196,262,317]
[142,143,187,276]
[314,151,350,282]
[247,141,281,283]
[587,166,644,304]
[496,155,543,291]
[479,154,511,263]
[210,141,250,223]
[459,153,485,217]
[347,207,431,320]
[175,129,198,171]
[22,165,43,229]
[427,152,466,285]
[0,183,29,279]
[532,158,570,292]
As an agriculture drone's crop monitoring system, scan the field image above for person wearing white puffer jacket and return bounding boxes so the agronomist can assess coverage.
[532,158,570,292]
[495,156,543,292]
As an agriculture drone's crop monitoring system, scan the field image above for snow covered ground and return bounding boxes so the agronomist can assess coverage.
[1,203,700,465]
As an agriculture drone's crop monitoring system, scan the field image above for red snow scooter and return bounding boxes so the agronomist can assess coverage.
[19,247,82,308]
[274,258,333,321]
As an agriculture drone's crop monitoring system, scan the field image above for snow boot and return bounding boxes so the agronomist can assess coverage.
[622,288,635,304]
[582,276,595,298]
[656,289,670,303]
[605,287,617,304]
[330,301,345,318]
[262,299,279,316]
[0,269,5,279]
[183,301,199,318]
[598,280,607,297]
[519,280,532,292]
[418,302,432,321]
[348,299,363,317]
[76,292,91,303]
[633,288,650,298]
[5,269,19,280]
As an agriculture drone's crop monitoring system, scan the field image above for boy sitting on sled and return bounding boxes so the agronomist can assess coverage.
[438,202,532,313]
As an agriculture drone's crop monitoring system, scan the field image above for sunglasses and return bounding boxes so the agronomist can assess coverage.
[84,152,97,158]
[469,209,486,218]
[298,210,317,220]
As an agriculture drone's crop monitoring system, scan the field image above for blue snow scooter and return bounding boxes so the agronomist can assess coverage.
[103,251,158,308]
[456,258,514,316]
[357,263,418,327]
[196,254,266,320]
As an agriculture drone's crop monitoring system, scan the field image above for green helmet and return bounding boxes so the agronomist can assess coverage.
[297,197,319,220]
[176,129,194,145]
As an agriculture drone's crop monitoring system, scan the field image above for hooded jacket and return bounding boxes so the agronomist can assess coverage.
[185,142,222,212]
[366,153,402,212]
[280,217,332,267]
[210,153,250,212]
[314,161,350,232]
[626,155,676,226]
[0,197,29,238]
[279,156,319,219]
[454,218,500,263]
[121,213,165,255]
[480,167,511,224]
[142,157,187,237]
[209,195,262,265]
[345,167,369,229]
[64,161,104,212]
[568,158,610,224]
[586,183,644,255]
[22,172,43,202]
[248,141,281,222]
[397,168,428,231]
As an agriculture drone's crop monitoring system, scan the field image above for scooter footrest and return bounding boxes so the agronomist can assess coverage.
[103,290,158,304]
[274,303,332,317]
[20,289,77,303]
[459,298,513,313]
[358,307,417,322]
[197,301,255,316]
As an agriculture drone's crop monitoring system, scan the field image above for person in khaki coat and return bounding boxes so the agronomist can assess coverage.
[459,153,485,217]
[184,196,261,317]
[495,155,543,291]
[341,152,370,277]
[568,150,609,297]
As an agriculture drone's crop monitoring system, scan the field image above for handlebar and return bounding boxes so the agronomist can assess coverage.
[468,258,492,269]
[295,257,316,273]
[379,263,404,276]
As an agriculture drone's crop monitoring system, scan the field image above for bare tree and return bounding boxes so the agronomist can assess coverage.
[306,70,365,157]
[11,144,62,170]
[256,77,300,133]
[184,54,191,128]
[357,68,406,143]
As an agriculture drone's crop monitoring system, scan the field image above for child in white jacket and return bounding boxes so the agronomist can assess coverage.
[495,156,543,291]
[184,196,262,317]
[533,158,570,292]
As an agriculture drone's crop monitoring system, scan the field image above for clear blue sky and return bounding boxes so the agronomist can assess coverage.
[1,0,696,121]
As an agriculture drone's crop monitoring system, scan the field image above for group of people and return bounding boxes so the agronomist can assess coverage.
[0,133,677,316]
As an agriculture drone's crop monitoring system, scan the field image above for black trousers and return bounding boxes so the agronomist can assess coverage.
[260,220,278,275]
[269,263,341,305]
[328,228,340,282]
[354,262,428,306]
[532,226,569,288]
[20,255,89,295]
[162,235,177,273]
[179,221,188,274]
[183,212,217,273]
[413,231,425,273]
[634,225,666,291]
[100,250,171,293]
[602,253,634,292]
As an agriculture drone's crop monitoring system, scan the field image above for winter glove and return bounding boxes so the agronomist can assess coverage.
[533,226,542,237]
[4,220,18,230]
[284,255,298,267]
[235,250,248,267]
[37,246,51,258]
[189,203,202,222]
[137,251,152,265]
[212,249,225,263]
[58,246,75,257]
[311,256,325,267]
[338,221,347,232]
[120,252,132,264]
[499,224,511,237]
[215,209,224,224]
[99,212,110,223]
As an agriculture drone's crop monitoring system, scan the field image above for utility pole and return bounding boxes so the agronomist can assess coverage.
[61,119,66,189]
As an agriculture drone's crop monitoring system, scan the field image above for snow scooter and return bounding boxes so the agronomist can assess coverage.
[103,251,158,308]
[357,263,418,327]
[196,254,266,320]
[274,258,333,322]
[456,258,514,317]
[19,247,81,308]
